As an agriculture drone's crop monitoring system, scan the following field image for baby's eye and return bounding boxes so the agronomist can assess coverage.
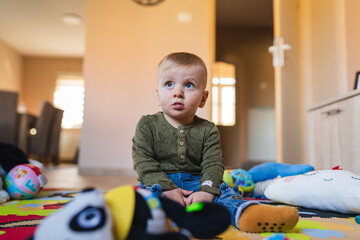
[165,82,174,88]
[185,82,194,89]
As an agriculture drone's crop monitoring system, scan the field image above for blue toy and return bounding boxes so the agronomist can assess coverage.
[248,162,314,183]
[263,233,289,240]
[223,169,254,192]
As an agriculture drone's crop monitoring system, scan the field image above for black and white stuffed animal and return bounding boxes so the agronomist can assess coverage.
[0,142,29,179]
[0,142,30,202]
[30,186,231,240]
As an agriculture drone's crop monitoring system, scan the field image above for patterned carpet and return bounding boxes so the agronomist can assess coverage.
[0,189,77,240]
[1,189,360,240]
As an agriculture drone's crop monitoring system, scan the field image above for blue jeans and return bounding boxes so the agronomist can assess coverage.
[139,172,258,229]
[137,173,200,195]
[167,172,201,192]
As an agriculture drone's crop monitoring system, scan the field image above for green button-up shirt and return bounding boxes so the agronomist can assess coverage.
[132,112,224,195]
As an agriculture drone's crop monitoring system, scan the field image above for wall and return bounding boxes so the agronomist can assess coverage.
[79,0,215,173]
[0,38,23,93]
[216,27,274,167]
[345,0,360,90]
[299,0,352,109]
[22,57,83,114]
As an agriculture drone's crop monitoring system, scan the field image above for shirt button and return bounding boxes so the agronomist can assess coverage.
[179,129,184,134]
[179,141,184,146]
[180,155,185,159]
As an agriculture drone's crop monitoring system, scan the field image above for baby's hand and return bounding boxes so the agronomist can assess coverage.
[163,188,193,206]
[184,191,215,206]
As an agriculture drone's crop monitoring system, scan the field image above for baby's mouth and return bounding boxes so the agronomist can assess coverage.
[172,102,184,110]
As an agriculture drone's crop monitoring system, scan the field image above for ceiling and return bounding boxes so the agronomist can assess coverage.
[0,0,272,58]
[0,0,86,57]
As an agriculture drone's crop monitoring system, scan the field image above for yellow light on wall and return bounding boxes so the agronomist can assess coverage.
[212,62,236,126]
[54,74,84,129]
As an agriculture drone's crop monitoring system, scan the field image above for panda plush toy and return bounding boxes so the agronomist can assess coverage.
[0,142,29,179]
[30,185,231,240]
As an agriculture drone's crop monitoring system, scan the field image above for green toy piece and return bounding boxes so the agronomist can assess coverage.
[186,202,204,212]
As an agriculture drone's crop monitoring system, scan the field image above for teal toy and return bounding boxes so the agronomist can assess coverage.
[264,233,289,240]
[223,169,254,192]
[355,215,360,224]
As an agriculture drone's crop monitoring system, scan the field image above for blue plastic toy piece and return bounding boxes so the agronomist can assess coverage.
[223,169,254,192]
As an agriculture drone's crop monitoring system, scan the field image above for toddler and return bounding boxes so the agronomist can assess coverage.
[132,52,298,232]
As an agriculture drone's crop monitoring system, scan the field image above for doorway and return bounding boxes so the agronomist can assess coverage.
[215,0,275,169]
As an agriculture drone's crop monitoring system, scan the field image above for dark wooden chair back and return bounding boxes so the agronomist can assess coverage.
[0,90,18,144]
[28,101,55,163]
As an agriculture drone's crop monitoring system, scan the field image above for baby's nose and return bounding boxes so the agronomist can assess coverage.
[173,87,184,98]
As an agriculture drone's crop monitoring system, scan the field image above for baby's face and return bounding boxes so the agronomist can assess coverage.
[157,64,208,127]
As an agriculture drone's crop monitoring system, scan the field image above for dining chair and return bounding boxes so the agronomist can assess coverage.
[0,90,18,144]
[28,101,56,164]
[16,112,37,154]
[47,107,64,165]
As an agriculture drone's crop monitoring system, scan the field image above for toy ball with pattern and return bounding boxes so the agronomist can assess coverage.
[4,164,45,199]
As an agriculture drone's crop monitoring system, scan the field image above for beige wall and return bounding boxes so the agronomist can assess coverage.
[345,0,360,90]
[79,0,215,173]
[22,57,83,115]
[0,38,23,93]
[299,0,359,109]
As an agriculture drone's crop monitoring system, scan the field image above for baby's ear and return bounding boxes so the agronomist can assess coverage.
[156,89,161,106]
[199,90,209,108]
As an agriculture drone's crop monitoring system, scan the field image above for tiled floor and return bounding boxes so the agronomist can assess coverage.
[44,164,138,191]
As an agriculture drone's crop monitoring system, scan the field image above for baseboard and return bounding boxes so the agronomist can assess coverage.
[241,160,267,170]
[78,167,137,176]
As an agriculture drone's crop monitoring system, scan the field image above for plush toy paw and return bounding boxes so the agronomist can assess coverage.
[0,178,9,203]
[0,189,9,203]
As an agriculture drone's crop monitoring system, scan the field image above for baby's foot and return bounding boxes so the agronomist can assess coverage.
[238,204,299,233]
[219,182,243,199]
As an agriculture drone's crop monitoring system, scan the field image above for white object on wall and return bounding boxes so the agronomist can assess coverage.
[247,107,276,162]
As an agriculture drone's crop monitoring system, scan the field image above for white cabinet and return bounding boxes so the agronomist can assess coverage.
[306,90,360,174]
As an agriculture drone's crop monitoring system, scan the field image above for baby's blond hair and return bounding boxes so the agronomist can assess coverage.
[158,52,207,86]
